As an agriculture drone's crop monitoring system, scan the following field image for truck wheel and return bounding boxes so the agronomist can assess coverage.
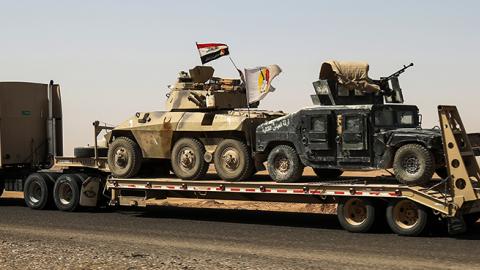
[171,138,209,180]
[313,168,343,180]
[337,198,376,233]
[267,145,304,183]
[108,137,143,178]
[386,199,428,236]
[24,173,54,210]
[53,174,83,212]
[464,213,480,229]
[393,144,434,185]
[214,139,253,181]
[74,147,108,158]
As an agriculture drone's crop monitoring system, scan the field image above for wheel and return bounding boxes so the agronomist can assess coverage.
[171,138,209,180]
[393,144,435,185]
[386,199,428,236]
[435,167,448,179]
[337,198,376,233]
[0,182,4,197]
[214,139,253,181]
[267,145,304,183]
[74,147,108,158]
[53,174,83,212]
[464,213,480,229]
[23,173,54,210]
[313,168,343,179]
[107,137,143,178]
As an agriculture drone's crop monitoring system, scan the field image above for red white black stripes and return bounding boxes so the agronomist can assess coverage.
[196,43,229,64]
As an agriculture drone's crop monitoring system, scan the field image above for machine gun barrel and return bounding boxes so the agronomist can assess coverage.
[381,63,414,82]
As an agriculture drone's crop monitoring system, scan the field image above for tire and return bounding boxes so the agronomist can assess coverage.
[386,199,428,236]
[313,168,343,179]
[53,174,83,212]
[108,137,143,178]
[171,138,209,180]
[74,147,108,158]
[23,173,54,210]
[393,144,435,185]
[267,145,304,183]
[0,182,4,197]
[435,167,448,179]
[337,198,376,233]
[214,139,253,182]
[464,213,480,229]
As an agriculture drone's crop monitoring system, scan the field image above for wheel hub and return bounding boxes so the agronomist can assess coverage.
[114,147,129,168]
[180,148,196,170]
[394,200,419,228]
[28,182,42,204]
[344,199,367,225]
[58,182,73,205]
[274,155,290,174]
[403,156,420,174]
[222,148,239,170]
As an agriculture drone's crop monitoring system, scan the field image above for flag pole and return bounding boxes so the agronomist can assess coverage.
[195,42,204,66]
[229,56,256,160]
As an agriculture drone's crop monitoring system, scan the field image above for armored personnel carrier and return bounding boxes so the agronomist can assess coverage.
[256,61,453,185]
[106,66,284,181]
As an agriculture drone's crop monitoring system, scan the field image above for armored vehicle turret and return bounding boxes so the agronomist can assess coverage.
[106,66,284,181]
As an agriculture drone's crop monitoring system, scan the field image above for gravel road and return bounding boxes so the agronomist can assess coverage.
[1,195,480,270]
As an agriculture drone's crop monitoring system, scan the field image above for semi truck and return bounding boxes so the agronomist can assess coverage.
[1,79,480,237]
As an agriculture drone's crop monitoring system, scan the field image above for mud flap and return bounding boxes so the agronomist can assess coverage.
[79,177,101,207]
[447,215,467,235]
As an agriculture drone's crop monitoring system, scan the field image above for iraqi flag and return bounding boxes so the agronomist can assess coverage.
[196,43,230,64]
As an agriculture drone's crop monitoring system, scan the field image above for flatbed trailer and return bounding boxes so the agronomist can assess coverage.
[11,106,480,236]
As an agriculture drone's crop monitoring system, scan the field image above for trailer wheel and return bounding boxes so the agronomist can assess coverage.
[464,213,480,229]
[24,173,54,210]
[267,145,304,183]
[386,199,428,236]
[53,174,83,212]
[108,137,143,178]
[337,198,376,233]
[393,144,435,185]
[214,139,253,181]
[313,168,343,179]
[171,138,209,180]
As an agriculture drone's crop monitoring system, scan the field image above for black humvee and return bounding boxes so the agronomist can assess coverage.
[256,61,446,185]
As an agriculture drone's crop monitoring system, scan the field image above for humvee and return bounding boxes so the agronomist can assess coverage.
[256,61,447,185]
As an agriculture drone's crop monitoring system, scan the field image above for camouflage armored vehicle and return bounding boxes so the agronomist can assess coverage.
[256,61,450,185]
[106,66,284,181]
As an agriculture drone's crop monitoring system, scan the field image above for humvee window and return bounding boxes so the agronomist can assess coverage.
[374,110,395,126]
[345,116,362,133]
[312,117,326,132]
[399,111,414,125]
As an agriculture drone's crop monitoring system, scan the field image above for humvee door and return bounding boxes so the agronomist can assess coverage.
[337,112,371,166]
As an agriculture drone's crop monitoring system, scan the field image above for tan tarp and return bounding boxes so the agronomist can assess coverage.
[319,61,381,93]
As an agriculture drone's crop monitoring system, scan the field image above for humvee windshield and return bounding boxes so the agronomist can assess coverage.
[373,106,419,128]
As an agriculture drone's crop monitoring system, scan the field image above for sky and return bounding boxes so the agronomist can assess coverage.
[0,1,479,154]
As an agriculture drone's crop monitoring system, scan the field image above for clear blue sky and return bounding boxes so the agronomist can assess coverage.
[1,1,479,154]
